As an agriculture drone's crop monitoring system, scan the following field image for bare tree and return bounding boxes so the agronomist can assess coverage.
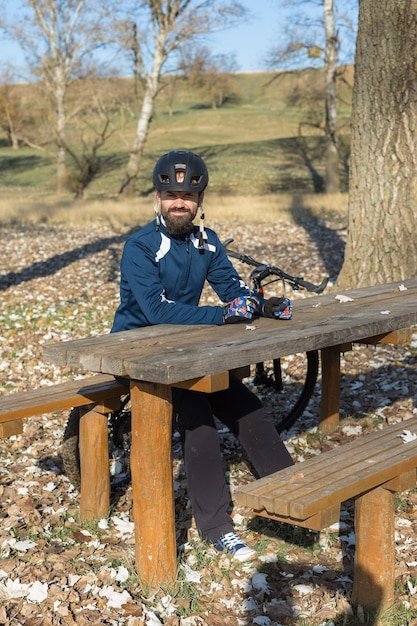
[2,0,112,193]
[63,78,125,197]
[0,72,26,149]
[337,0,417,288]
[118,0,246,196]
[181,46,238,109]
[323,0,339,192]
[0,70,47,150]
[267,0,357,193]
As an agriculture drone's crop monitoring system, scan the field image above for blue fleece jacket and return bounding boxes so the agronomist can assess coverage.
[111,220,254,331]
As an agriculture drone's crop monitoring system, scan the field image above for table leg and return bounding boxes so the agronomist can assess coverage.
[130,380,177,588]
[319,345,341,433]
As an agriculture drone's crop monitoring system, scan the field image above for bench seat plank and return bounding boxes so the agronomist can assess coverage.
[0,374,128,423]
[236,419,414,506]
[235,419,417,521]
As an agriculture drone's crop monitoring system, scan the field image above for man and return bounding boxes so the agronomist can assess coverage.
[112,150,294,561]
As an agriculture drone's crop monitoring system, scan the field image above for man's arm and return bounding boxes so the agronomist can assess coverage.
[119,238,225,326]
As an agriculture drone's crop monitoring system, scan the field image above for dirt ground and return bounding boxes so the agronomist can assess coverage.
[0,215,416,625]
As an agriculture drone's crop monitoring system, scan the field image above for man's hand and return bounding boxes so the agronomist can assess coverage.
[223,296,259,324]
[262,297,292,319]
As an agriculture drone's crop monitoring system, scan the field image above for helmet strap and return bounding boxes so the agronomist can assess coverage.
[154,194,161,231]
[198,203,207,249]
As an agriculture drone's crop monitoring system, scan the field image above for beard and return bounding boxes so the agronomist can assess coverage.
[163,209,196,236]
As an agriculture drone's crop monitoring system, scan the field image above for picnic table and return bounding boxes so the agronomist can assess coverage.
[43,277,417,589]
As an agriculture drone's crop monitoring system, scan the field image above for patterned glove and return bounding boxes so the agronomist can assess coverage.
[223,296,259,324]
[262,297,292,320]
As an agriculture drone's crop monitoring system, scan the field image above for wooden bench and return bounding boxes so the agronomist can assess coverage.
[235,418,417,612]
[0,369,250,521]
[0,374,129,518]
[0,373,128,437]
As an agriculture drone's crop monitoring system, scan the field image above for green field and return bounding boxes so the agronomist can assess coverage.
[0,67,353,201]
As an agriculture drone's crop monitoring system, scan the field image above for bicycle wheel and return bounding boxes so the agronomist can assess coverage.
[253,350,319,433]
[61,402,132,491]
[61,407,83,491]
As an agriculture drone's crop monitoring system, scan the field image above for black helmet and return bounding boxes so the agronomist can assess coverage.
[153,150,208,193]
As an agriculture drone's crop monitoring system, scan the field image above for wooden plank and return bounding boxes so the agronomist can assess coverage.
[355,327,412,346]
[288,280,417,326]
[287,444,417,519]
[120,301,417,383]
[94,397,123,413]
[252,503,340,531]
[235,419,417,518]
[383,469,416,493]
[43,325,205,368]
[95,327,229,377]
[0,419,23,438]
[172,372,229,393]
[0,375,128,423]
[261,437,416,519]
[50,311,417,384]
[81,328,204,373]
[237,418,417,509]
[317,278,417,302]
[230,365,251,380]
[308,279,417,309]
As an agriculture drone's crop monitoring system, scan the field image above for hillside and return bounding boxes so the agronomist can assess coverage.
[0,67,353,200]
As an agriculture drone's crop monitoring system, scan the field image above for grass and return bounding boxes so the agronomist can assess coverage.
[0,68,353,200]
[0,190,349,227]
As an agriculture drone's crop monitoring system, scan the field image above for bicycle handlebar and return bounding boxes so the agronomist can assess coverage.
[223,239,329,294]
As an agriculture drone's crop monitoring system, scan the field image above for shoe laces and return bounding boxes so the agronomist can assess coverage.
[221,532,245,549]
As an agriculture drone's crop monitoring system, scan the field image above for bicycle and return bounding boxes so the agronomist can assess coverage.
[61,241,329,490]
[223,238,328,432]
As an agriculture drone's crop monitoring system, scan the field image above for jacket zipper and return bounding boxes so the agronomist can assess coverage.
[180,236,192,293]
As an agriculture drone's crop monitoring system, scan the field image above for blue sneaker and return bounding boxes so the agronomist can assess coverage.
[212,531,256,562]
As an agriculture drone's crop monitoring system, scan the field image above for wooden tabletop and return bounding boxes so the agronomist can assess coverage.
[43,278,417,385]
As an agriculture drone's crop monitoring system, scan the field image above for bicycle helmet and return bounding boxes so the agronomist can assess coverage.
[153,150,209,193]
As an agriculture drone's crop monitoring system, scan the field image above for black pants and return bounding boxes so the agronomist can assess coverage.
[172,375,294,542]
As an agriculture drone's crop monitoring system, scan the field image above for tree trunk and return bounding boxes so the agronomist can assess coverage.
[119,35,167,197]
[11,134,19,149]
[118,82,155,196]
[55,78,67,195]
[56,144,67,194]
[323,0,340,193]
[337,0,417,289]
[8,127,19,149]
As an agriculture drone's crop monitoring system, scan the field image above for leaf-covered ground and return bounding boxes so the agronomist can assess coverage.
[0,215,416,625]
